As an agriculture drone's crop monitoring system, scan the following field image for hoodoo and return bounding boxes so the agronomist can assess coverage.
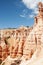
[22,2,43,60]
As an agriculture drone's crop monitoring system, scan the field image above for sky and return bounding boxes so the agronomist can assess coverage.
[0,0,43,29]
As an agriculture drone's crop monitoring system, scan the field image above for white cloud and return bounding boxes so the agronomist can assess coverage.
[20,14,26,17]
[22,0,43,14]
[22,0,43,9]
[20,9,28,18]
[29,14,34,18]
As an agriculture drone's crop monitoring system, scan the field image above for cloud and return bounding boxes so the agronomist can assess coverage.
[22,0,43,9]
[29,14,34,18]
[20,14,26,17]
[22,0,43,15]
[20,9,28,18]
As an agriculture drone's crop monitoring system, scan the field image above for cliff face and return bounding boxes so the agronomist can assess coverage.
[22,2,43,61]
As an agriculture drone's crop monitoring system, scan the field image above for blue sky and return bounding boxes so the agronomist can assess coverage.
[0,0,42,29]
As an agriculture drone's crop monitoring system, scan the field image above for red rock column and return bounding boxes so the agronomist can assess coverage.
[17,36,25,58]
[0,45,2,61]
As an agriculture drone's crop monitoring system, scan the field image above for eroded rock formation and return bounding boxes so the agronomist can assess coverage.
[0,26,32,62]
[1,2,43,65]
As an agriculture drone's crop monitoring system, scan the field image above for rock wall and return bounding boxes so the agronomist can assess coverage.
[22,2,43,60]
